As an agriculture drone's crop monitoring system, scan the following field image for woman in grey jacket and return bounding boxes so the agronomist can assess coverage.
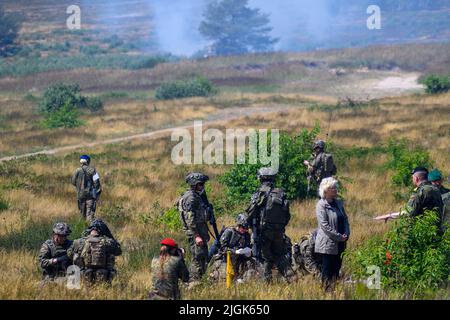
[314,177,350,290]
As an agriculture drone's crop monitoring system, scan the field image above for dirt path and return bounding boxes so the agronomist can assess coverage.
[0,105,295,162]
[0,72,425,163]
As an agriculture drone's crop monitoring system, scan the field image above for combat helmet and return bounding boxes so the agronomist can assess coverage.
[257,167,276,182]
[53,222,71,236]
[185,172,209,186]
[236,213,249,229]
[313,140,325,151]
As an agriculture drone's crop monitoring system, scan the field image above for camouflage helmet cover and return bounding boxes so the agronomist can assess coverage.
[257,167,276,181]
[185,172,209,186]
[236,213,249,229]
[53,222,71,236]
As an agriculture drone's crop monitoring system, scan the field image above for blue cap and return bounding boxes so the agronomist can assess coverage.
[80,155,91,162]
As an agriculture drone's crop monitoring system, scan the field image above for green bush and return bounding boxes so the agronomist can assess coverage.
[38,83,86,114]
[42,101,84,128]
[422,74,450,94]
[155,76,218,100]
[85,96,103,112]
[384,139,432,187]
[346,210,449,295]
[219,124,321,206]
[156,207,182,231]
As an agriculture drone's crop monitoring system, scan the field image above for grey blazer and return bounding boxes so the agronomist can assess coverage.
[314,198,350,255]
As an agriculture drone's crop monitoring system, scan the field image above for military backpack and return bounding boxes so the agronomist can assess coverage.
[322,153,337,178]
[81,236,108,269]
[441,192,450,231]
[261,188,290,226]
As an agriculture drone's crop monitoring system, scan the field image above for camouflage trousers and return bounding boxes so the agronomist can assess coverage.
[187,235,208,281]
[260,228,289,281]
[82,268,113,285]
[78,198,96,222]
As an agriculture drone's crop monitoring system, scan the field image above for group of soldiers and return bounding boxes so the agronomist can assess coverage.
[37,141,449,299]
[38,155,121,285]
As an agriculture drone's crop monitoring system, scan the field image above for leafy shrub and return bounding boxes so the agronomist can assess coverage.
[156,207,182,231]
[422,74,450,94]
[38,83,86,114]
[85,96,103,112]
[384,139,432,187]
[155,76,218,100]
[346,210,449,295]
[42,101,84,128]
[219,124,321,206]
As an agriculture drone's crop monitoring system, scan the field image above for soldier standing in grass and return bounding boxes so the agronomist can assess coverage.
[148,238,190,300]
[71,154,102,222]
[38,222,73,282]
[303,140,337,197]
[177,172,213,282]
[245,167,291,282]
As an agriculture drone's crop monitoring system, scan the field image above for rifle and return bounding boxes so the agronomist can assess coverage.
[207,204,221,243]
[251,216,261,261]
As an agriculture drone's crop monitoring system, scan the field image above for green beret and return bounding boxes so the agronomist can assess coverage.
[428,169,443,182]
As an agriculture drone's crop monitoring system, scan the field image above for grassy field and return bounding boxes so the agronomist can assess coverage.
[0,88,449,299]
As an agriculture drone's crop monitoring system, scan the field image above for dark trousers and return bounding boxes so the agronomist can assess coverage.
[321,245,345,289]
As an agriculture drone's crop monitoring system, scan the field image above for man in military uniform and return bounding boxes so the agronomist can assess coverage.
[245,167,291,282]
[38,222,73,281]
[71,154,102,222]
[292,229,322,277]
[209,214,253,281]
[303,140,337,196]
[67,219,121,285]
[148,238,189,300]
[375,167,443,225]
[428,169,450,195]
[177,172,214,281]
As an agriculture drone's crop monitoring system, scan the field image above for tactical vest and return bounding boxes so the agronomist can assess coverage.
[225,228,249,249]
[261,188,290,226]
[81,236,108,269]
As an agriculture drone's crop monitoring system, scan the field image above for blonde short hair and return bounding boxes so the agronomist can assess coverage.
[319,177,339,199]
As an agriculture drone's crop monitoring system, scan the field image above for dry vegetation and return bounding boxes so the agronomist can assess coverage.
[0,90,449,300]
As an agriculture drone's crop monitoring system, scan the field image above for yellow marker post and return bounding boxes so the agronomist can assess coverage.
[226,250,235,289]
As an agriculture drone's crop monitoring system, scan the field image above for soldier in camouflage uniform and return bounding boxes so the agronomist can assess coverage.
[209,214,253,281]
[38,222,73,281]
[148,238,189,300]
[428,169,450,195]
[177,172,214,281]
[292,229,322,277]
[245,167,291,282]
[403,167,443,222]
[67,219,121,285]
[71,155,102,222]
[304,140,337,196]
[376,167,443,226]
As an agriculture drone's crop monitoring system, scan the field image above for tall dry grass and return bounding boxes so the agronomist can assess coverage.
[0,91,449,299]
